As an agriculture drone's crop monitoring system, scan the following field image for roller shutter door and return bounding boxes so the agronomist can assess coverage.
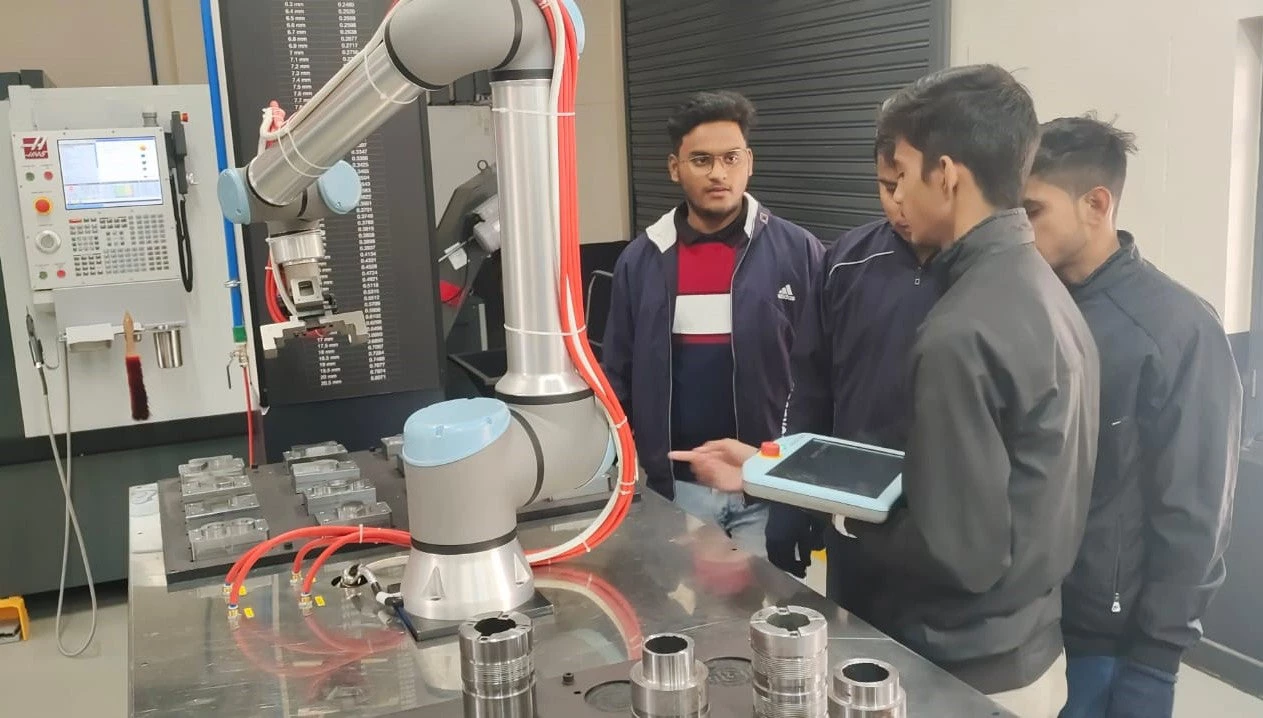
[623,0,949,241]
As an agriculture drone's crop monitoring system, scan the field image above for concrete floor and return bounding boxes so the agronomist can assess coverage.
[1,583,1260,716]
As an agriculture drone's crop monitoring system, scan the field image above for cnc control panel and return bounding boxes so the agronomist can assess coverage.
[10,128,180,291]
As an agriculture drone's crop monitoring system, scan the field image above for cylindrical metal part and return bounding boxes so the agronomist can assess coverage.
[151,327,183,369]
[459,612,536,718]
[459,612,535,697]
[490,80,591,399]
[268,229,325,265]
[750,606,830,717]
[828,659,906,718]
[247,41,421,206]
[643,635,694,689]
[631,634,710,718]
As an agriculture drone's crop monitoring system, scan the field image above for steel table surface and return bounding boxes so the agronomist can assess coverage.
[128,483,1013,717]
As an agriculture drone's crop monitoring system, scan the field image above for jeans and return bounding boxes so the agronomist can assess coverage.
[1060,655,1176,718]
[672,480,768,557]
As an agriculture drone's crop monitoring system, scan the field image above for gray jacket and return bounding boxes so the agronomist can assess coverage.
[852,209,1100,694]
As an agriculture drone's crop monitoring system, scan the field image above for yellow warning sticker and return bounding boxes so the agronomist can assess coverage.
[243,607,255,619]
[239,586,247,596]
[314,595,326,607]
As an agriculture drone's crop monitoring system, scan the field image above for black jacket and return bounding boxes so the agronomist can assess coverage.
[851,210,1100,694]
[1062,232,1242,675]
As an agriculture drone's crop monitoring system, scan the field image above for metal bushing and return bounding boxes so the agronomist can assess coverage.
[458,611,536,702]
[828,658,906,718]
[267,228,325,264]
[631,633,710,718]
[750,605,830,717]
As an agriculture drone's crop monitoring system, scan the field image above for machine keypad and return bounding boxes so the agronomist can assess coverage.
[64,213,172,277]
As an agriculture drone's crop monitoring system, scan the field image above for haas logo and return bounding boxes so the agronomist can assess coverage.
[22,137,48,160]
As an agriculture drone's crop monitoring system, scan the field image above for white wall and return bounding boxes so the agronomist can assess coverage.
[952,0,1263,333]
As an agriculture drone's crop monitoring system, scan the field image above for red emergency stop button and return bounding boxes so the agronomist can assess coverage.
[34,197,52,214]
[43,171,54,180]
[56,269,66,279]
[760,441,781,458]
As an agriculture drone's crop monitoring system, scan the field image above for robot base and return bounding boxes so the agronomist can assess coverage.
[400,538,548,638]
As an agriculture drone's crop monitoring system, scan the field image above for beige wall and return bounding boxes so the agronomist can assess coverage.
[953,0,1263,333]
[149,0,211,85]
[574,0,631,243]
[6,0,629,244]
[0,0,153,87]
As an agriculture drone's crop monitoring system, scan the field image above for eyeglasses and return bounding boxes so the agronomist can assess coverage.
[681,149,750,173]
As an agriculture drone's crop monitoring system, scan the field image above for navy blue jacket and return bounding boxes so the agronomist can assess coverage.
[783,219,941,444]
[601,196,824,499]
[769,220,941,580]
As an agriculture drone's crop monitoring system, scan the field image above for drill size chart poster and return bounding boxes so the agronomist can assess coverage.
[218,0,444,406]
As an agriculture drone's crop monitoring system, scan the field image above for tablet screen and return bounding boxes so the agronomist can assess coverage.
[766,439,902,499]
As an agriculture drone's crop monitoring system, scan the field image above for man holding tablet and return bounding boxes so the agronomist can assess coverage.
[672,65,1099,717]
[764,117,943,618]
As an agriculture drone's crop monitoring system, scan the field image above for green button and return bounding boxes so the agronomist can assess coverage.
[38,271,47,279]
[24,172,34,181]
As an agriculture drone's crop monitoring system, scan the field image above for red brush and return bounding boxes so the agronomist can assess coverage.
[123,312,150,421]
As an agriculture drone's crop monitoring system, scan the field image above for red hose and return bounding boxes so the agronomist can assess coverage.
[242,365,255,467]
[292,537,339,576]
[226,526,409,603]
[526,0,638,566]
[301,531,410,595]
[263,263,287,323]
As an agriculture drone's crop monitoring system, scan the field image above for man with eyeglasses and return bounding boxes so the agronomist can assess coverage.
[601,90,824,554]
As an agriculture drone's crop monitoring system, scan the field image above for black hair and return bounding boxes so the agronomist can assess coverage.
[876,64,1038,209]
[1031,115,1138,201]
[666,91,757,153]
[874,96,896,164]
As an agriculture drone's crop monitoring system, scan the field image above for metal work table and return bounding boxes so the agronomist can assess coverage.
[128,484,1012,716]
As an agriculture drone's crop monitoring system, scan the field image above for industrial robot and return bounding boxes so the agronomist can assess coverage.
[216,0,629,623]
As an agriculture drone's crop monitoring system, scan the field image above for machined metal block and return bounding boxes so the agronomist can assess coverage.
[290,459,362,492]
[301,479,378,515]
[180,473,254,504]
[283,441,349,467]
[183,493,262,529]
[314,501,393,528]
[188,518,269,561]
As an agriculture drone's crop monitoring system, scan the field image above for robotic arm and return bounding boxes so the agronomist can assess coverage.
[217,0,635,622]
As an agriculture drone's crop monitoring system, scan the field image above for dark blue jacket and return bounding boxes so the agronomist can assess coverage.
[601,196,824,499]
[782,219,941,444]
[769,219,941,580]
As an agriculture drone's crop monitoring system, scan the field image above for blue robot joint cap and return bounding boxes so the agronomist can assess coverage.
[401,397,512,468]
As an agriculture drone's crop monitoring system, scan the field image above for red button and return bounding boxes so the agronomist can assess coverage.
[56,269,66,278]
[34,197,52,214]
[760,441,781,458]
[43,171,53,181]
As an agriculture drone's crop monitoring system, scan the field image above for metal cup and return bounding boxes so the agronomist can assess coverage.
[151,326,183,368]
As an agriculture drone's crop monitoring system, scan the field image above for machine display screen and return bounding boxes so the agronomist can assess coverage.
[767,439,902,498]
[58,137,164,210]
